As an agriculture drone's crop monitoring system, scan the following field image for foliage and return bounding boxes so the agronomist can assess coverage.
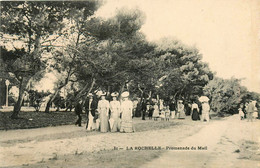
[28,90,51,112]
[203,77,246,115]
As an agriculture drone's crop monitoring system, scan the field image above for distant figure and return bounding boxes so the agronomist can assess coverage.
[141,99,147,120]
[85,93,97,131]
[120,91,134,133]
[238,104,244,120]
[165,105,170,121]
[97,92,110,132]
[75,100,83,127]
[191,101,200,121]
[201,101,210,122]
[177,100,185,119]
[247,100,255,122]
[109,92,121,132]
[148,104,154,120]
[252,101,258,120]
[169,100,176,119]
[153,103,160,121]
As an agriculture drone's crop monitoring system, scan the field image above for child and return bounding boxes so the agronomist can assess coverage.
[238,104,244,120]
[148,105,154,120]
[160,106,166,121]
[165,105,170,121]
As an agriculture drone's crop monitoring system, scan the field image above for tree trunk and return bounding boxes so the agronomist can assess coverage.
[10,77,30,119]
[45,88,61,113]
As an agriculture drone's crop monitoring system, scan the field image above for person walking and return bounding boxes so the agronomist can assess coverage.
[85,93,97,131]
[177,100,185,119]
[109,92,121,132]
[97,92,110,132]
[169,100,176,119]
[120,91,134,133]
[201,101,210,122]
[152,102,160,121]
[141,99,147,120]
[247,100,255,122]
[75,100,83,127]
[191,101,200,121]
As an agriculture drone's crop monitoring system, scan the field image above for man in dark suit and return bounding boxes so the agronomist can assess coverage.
[85,93,98,130]
[75,100,83,127]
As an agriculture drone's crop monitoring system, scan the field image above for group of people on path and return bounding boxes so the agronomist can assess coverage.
[139,97,211,122]
[75,91,134,133]
[238,100,258,122]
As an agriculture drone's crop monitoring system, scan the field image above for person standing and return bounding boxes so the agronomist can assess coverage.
[247,100,255,122]
[75,100,83,127]
[109,92,121,132]
[177,100,185,119]
[97,92,110,132]
[191,101,200,121]
[120,91,134,133]
[152,102,160,121]
[85,93,97,131]
[201,101,210,122]
[141,99,147,120]
[169,100,176,119]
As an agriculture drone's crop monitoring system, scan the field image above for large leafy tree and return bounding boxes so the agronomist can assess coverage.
[0,1,100,117]
[203,77,246,115]
[43,1,101,113]
[155,38,214,101]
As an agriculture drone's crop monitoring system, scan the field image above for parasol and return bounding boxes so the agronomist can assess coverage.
[109,118,115,130]
[199,96,209,102]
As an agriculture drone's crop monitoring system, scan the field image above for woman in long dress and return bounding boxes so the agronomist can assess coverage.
[109,92,121,132]
[177,100,185,119]
[97,93,110,132]
[201,101,210,122]
[120,91,134,133]
[152,103,160,121]
[191,101,200,121]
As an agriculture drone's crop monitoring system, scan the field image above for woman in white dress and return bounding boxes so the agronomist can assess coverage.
[97,92,110,132]
[201,101,210,122]
[109,92,121,132]
[120,91,134,133]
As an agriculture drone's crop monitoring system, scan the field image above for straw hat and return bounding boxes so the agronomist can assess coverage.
[121,91,130,98]
[111,92,119,97]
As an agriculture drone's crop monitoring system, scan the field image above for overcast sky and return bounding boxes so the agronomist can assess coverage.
[95,0,260,93]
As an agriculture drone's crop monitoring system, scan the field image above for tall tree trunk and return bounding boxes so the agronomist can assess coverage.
[10,77,30,119]
[44,88,61,113]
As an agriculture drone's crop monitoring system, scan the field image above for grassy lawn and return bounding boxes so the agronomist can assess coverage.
[0,111,81,130]
[0,111,184,131]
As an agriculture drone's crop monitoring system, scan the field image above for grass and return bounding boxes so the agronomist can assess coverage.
[0,111,84,130]
[16,149,164,168]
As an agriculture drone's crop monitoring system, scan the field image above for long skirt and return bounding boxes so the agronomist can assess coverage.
[120,120,134,133]
[179,110,185,119]
[100,111,109,132]
[191,109,200,121]
[110,118,120,132]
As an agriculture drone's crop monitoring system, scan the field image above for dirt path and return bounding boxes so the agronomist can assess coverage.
[142,115,260,168]
[0,116,259,168]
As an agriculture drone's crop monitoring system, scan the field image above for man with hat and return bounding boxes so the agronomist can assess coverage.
[85,93,98,130]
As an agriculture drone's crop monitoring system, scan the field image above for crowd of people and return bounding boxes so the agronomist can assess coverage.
[75,91,134,133]
[74,92,216,133]
[238,100,258,122]
[136,97,211,122]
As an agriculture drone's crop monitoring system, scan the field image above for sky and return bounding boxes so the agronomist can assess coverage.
[95,0,260,93]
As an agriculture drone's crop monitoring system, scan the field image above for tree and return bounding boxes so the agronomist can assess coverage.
[0,1,101,117]
[203,77,245,115]
[154,38,214,101]
[43,1,101,113]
